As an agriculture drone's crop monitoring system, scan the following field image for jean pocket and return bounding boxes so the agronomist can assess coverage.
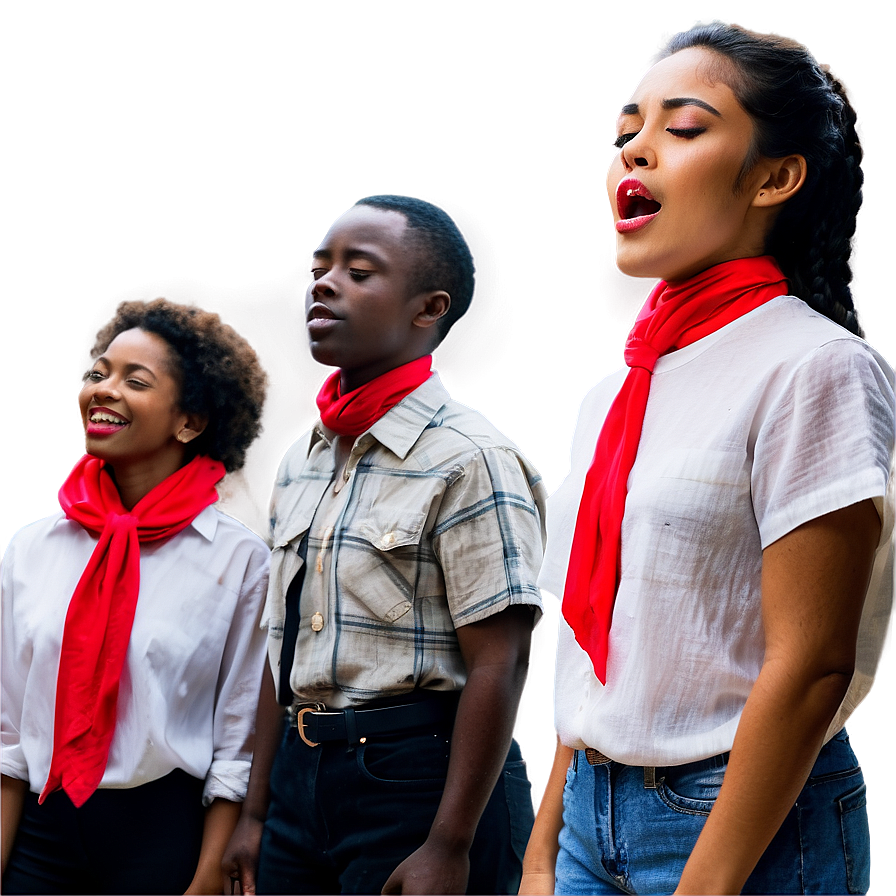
[654,757,726,816]
[840,781,870,894]
[355,732,450,787]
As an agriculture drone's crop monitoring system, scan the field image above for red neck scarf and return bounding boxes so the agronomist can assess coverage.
[40,453,225,807]
[316,355,433,438]
[562,256,788,684]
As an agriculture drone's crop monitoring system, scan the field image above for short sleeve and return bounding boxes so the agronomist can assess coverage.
[752,339,895,548]
[432,447,546,627]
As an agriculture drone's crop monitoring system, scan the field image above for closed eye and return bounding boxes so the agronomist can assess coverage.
[614,132,638,148]
[349,269,373,281]
[666,127,706,139]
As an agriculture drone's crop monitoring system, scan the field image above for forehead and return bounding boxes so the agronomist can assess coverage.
[315,205,411,256]
[102,328,178,373]
[627,46,740,111]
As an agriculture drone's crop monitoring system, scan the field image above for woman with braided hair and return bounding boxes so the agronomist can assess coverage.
[521,22,894,895]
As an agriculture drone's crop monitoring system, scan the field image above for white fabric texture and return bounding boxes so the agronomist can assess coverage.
[1,505,270,805]
[541,296,895,766]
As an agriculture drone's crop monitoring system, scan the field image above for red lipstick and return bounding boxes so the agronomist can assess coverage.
[615,178,662,233]
[86,406,129,436]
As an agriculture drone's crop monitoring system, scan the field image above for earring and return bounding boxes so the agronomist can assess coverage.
[176,432,189,443]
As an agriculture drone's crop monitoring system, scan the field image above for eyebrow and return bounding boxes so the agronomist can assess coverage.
[620,97,722,117]
[312,247,386,266]
[94,358,158,378]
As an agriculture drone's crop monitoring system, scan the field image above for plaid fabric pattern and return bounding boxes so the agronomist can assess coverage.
[264,375,547,707]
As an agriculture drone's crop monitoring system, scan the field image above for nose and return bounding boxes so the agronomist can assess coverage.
[310,271,337,299]
[620,133,654,172]
[93,375,122,402]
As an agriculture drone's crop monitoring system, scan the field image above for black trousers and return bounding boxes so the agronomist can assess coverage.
[2,769,205,895]
[257,721,535,894]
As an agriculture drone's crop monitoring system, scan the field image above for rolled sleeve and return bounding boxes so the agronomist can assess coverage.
[204,556,269,806]
[1,542,30,783]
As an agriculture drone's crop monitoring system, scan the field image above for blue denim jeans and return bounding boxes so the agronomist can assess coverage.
[257,719,534,894]
[556,729,869,895]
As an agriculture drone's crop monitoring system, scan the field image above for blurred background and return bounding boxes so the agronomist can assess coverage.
[2,1,893,888]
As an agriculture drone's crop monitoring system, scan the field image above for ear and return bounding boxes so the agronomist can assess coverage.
[412,291,451,330]
[175,413,208,445]
[751,154,807,208]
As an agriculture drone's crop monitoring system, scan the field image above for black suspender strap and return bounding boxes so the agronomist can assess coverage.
[278,537,308,706]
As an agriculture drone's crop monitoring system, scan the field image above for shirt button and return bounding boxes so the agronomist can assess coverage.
[383,531,396,546]
[311,612,324,632]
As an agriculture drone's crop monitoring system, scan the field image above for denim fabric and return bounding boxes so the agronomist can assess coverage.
[257,721,534,894]
[556,729,869,895]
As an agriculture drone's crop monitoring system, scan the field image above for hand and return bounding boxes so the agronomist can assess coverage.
[221,814,265,895]
[183,864,228,895]
[381,839,470,895]
[518,868,555,895]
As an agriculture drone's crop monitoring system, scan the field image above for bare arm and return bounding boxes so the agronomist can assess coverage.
[185,798,242,895]
[676,499,881,894]
[1,774,27,876]
[519,737,574,895]
[382,604,534,895]
[221,666,284,895]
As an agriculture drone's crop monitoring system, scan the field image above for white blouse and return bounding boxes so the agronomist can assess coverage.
[1,505,269,805]
[541,297,895,766]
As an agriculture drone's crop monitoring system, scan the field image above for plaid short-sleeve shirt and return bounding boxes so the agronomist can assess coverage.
[264,375,547,707]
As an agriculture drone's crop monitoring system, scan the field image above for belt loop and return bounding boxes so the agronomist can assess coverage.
[643,765,657,789]
[344,706,360,746]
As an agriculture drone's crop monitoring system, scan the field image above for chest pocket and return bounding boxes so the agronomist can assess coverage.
[337,508,431,624]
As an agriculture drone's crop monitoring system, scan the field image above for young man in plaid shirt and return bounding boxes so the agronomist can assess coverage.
[225,195,546,895]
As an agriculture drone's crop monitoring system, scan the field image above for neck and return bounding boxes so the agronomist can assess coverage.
[106,452,188,510]
[338,352,430,394]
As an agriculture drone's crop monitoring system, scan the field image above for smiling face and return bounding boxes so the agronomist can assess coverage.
[79,328,200,485]
[607,47,776,283]
[305,204,448,392]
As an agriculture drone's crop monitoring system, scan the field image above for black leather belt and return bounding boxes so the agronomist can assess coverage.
[287,695,458,747]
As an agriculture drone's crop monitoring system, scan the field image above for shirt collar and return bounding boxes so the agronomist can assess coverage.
[190,504,218,541]
[312,373,450,461]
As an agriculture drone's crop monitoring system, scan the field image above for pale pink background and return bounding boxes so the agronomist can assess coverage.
[2,2,892,889]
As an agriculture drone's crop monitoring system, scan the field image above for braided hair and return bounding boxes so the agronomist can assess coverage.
[661,23,864,336]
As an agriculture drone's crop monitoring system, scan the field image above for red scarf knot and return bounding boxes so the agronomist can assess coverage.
[623,336,662,372]
[316,355,433,439]
[562,256,788,684]
[41,453,226,807]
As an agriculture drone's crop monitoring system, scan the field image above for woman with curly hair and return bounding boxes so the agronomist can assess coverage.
[1,298,270,895]
[521,22,894,896]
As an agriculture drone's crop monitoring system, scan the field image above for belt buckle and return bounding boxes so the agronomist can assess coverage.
[294,702,326,747]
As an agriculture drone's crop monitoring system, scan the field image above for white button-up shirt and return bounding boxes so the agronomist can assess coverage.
[2,505,269,804]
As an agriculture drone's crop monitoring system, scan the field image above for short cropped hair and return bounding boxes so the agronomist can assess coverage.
[355,195,475,343]
[91,298,267,472]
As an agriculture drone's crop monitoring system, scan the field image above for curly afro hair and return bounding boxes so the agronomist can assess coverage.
[91,298,267,472]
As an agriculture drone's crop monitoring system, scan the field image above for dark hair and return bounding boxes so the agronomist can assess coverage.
[661,22,864,336]
[354,195,475,343]
[91,298,267,472]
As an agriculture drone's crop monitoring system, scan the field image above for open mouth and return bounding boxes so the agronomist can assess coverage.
[86,407,130,435]
[90,410,128,425]
[307,303,339,323]
[616,179,662,220]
